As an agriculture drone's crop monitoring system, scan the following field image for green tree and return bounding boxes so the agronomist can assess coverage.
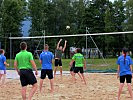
[104,2,116,54]
[125,0,133,55]
[126,0,133,30]
[88,0,109,57]
[0,0,3,35]
[28,0,46,36]
[1,0,26,57]
[112,0,126,56]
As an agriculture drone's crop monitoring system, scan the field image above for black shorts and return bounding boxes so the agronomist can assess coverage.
[74,67,84,73]
[55,59,62,66]
[70,66,75,71]
[20,69,37,87]
[120,75,132,83]
[41,69,53,79]
[70,61,75,71]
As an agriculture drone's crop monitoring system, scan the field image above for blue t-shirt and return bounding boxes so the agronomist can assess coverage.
[0,54,6,70]
[117,55,133,76]
[40,51,54,69]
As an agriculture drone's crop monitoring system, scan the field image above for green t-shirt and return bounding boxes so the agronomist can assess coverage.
[15,50,33,69]
[72,53,84,67]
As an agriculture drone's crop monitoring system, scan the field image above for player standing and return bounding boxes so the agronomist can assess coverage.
[0,49,9,86]
[39,44,54,93]
[117,48,133,100]
[70,48,86,84]
[14,42,38,100]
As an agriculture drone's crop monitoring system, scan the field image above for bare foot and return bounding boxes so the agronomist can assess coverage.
[82,81,87,85]
[50,89,54,94]
[0,84,5,87]
[117,97,120,100]
[83,82,87,85]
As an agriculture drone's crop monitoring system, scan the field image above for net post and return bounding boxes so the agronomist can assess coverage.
[10,33,12,67]
[86,27,88,68]
[43,30,45,47]
[87,29,108,66]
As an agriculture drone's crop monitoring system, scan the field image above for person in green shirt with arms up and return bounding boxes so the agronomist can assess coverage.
[14,42,38,100]
[70,48,86,85]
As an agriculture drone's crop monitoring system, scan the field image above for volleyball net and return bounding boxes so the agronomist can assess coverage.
[5,30,133,72]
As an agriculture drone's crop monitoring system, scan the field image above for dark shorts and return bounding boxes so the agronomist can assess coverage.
[120,75,132,83]
[70,62,75,71]
[40,69,53,79]
[4,70,6,74]
[70,66,75,71]
[55,59,62,66]
[20,69,37,87]
[74,67,84,73]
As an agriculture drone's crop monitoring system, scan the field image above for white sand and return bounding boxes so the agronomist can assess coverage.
[0,71,132,100]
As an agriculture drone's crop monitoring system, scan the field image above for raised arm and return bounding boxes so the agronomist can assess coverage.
[30,60,38,75]
[63,40,67,52]
[57,39,62,49]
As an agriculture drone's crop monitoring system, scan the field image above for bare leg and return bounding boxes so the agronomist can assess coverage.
[39,79,44,93]
[0,74,2,80]
[28,83,37,100]
[77,73,83,80]
[54,67,58,78]
[1,74,6,85]
[81,73,86,85]
[21,86,27,100]
[70,71,74,76]
[118,83,124,100]
[0,74,3,86]
[60,66,63,77]
[50,79,54,93]
[127,83,133,99]
[72,73,76,82]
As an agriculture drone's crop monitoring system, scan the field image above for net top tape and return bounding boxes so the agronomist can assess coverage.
[9,31,133,39]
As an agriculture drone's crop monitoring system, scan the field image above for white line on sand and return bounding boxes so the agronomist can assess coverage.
[6,70,70,79]
[6,70,116,79]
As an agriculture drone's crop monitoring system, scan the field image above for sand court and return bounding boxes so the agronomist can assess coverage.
[0,70,133,100]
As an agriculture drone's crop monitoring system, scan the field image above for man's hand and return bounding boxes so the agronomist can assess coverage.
[65,40,67,43]
[117,73,119,79]
[69,62,72,67]
[84,65,87,70]
[6,64,9,67]
[59,39,62,42]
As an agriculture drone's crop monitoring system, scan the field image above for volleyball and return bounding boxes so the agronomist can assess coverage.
[66,25,70,29]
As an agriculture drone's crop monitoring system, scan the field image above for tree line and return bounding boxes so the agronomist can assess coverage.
[0,0,133,58]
